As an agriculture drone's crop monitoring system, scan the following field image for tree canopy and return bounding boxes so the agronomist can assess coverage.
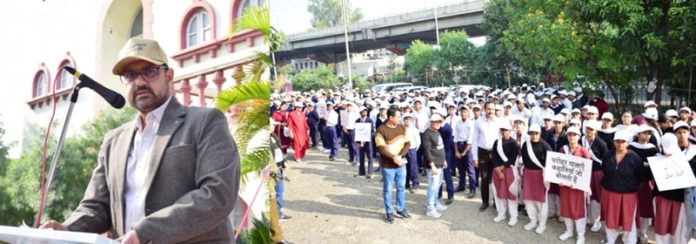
[307,0,363,29]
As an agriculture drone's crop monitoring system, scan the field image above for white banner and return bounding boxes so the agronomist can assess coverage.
[544,151,593,192]
[354,123,372,142]
[648,154,696,191]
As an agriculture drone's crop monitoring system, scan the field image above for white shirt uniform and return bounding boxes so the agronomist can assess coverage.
[327,110,339,127]
[472,117,500,160]
[343,110,360,130]
[407,125,421,150]
[454,118,474,143]
[125,96,171,232]
[414,110,430,133]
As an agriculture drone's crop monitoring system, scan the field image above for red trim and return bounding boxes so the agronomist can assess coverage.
[54,52,77,91]
[230,0,243,25]
[180,79,192,106]
[179,0,217,50]
[196,74,208,106]
[213,70,225,93]
[171,29,262,68]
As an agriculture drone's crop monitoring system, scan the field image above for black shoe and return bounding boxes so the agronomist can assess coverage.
[366,174,372,179]
[354,174,365,177]
[467,190,476,199]
[275,240,294,244]
[455,186,466,192]
[385,213,394,224]
[396,210,411,219]
[280,215,292,220]
[329,157,335,161]
[445,198,454,205]
[408,188,415,194]
[375,167,381,172]
[478,203,489,212]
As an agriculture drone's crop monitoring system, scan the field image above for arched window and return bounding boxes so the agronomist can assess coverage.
[130,7,143,38]
[56,62,75,90]
[186,9,211,48]
[34,71,47,97]
[236,0,266,19]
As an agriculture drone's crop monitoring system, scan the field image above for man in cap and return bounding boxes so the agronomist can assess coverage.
[306,102,320,149]
[355,107,375,178]
[454,106,476,198]
[679,106,692,123]
[342,102,360,164]
[41,38,240,243]
[325,102,340,161]
[401,112,421,192]
[422,113,449,218]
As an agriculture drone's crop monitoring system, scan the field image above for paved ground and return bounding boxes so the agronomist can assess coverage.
[278,147,643,244]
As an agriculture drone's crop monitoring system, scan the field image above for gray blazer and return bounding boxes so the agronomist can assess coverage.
[63,98,241,243]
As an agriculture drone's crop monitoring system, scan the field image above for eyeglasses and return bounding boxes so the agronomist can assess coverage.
[120,65,168,84]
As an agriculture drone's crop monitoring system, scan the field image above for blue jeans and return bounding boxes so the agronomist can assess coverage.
[405,149,420,189]
[456,142,477,192]
[275,172,285,218]
[438,152,454,199]
[325,126,339,157]
[427,168,444,212]
[382,165,407,214]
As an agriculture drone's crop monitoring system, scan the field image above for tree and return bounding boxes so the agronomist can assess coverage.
[289,64,342,91]
[1,107,136,226]
[433,31,476,85]
[404,40,435,85]
[307,0,363,29]
[492,0,696,108]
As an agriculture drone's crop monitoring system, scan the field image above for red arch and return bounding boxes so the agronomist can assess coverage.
[230,0,243,24]
[54,52,77,91]
[32,63,51,98]
[179,0,217,50]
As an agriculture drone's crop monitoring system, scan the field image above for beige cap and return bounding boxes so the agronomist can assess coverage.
[112,38,169,75]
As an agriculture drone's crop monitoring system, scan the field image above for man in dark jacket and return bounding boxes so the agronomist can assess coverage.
[306,102,320,148]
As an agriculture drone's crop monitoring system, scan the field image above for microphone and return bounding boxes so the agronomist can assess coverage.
[63,66,126,109]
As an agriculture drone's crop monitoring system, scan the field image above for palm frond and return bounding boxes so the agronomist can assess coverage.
[238,214,271,244]
[215,81,270,111]
[232,52,272,84]
[239,146,270,188]
[228,6,271,40]
[234,102,270,151]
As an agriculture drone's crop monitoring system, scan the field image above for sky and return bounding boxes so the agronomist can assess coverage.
[270,0,486,45]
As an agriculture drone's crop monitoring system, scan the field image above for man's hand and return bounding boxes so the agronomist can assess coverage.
[431,166,440,176]
[117,230,141,244]
[443,161,448,169]
[455,153,462,159]
[39,220,67,231]
[473,160,479,168]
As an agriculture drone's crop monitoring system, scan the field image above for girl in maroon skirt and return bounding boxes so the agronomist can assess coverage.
[558,127,590,243]
[600,129,650,244]
[521,124,552,234]
[651,122,696,244]
[629,124,659,242]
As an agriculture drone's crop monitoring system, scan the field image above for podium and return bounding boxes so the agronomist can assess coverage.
[0,226,119,244]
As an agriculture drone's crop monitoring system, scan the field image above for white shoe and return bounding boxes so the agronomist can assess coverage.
[426,211,441,218]
[523,221,537,231]
[507,218,518,226]
[559,231,574,241]
[558,216,565,223]
[436,205,448,211]
[493,215,506,223]
[535,224,546,234]
[590,222,602,232]
[576,237,585,244]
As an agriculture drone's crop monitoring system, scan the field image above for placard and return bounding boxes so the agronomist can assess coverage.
[354,123,372,142]
[544,151,593,192]
[648,154,696,191]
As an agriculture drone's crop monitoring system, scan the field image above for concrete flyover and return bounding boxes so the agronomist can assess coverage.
[275,0,485,64]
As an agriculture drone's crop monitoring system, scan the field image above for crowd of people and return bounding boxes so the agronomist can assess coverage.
[270,83,696,244]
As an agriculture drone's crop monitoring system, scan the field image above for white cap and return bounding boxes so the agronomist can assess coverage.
[568,91,576,97]
[528,124,541,133]
[572,108,581,114]
[691,120,696,128]
[613,129,633,142]
[473,104,482,110]
[543,114,553,121]
[644,100,657,108]
[503,101,513,108]
[402,112,414,119]
[587,106,598,115]
[601,112,614,120]
[293,102,304,108]
[466,98,475,104]
[570,118,581,125]
[674,121,690,132]
[512,116,527,124]
[359,106,368,112]
[574,87,583,93]
[499,121,512,130]
[680,106,692,114]
[643,107,658,120]
[567,126,581,136]
[582,105,590,110]
[559,90,568,95]
[379,103,389,109]
[553,114,565,122]
[495,104,503,111]
[542,97,550,103]
[560,108,570,115]
[584,120,601,131]
[430,113,444,122]
[666,109,678,118]
[636,124,653,134]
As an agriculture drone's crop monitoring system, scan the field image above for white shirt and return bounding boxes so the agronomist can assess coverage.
[454,118,474,143]
[407,125,421,149]
[563,98,574,110]
[343,110,360,130]
[414,109,430,133]
[327,110,339,126]
[124,96,171,232]
[472,116,500,160]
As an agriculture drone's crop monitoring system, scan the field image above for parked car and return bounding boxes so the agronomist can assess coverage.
[372,82,412,93]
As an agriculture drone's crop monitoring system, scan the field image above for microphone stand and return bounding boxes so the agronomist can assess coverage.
[34,84,82,228]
